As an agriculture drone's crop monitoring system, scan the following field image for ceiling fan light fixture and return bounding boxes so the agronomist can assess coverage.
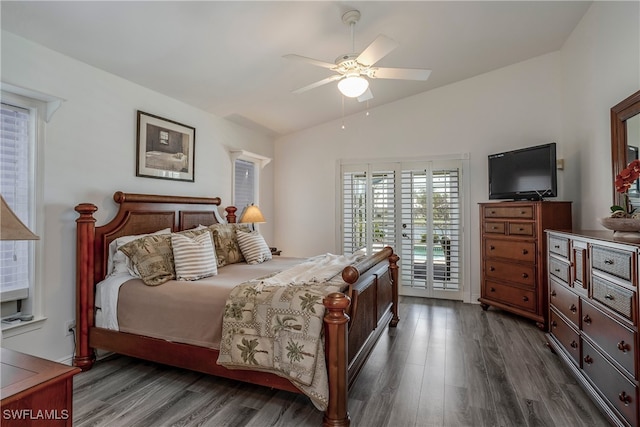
[337,76,369,98]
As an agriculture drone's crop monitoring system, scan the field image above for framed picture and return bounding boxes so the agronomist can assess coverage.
[136,111,195,182]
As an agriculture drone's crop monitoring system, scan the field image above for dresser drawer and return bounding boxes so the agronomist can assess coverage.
[592,275,635,321]
[592,244,634,283]
[549,278,580,328]
[549,309,580,366]
[485,259,535,287]
[508,222,534,236]
[484,239,535,263]
[582,340,638,427]
[581,299,636,376]
[483,205,534,219]
[484,221,505,235]
[549,257,570,284]
[483,280,535,312]
[548,235,570,259]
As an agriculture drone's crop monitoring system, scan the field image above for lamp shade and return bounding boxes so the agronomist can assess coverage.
[1,195,39,240]
[338,76,369,98]
[239,204,266,224]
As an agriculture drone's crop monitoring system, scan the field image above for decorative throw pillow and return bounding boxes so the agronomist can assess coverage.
[107,228,171,277]
[236,230,272,265]
[208,223,251,267]
[118,234,175,286]
[171,232,218,280]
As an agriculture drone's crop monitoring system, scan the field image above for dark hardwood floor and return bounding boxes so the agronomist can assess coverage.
[73,297,610,426]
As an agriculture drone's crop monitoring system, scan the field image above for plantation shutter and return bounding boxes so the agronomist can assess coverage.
[234,158,255,212]
[0,103,33,301]
[341,164,396,254]
[400,163,461,290]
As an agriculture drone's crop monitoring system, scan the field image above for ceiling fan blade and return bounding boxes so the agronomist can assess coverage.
[283,54,336,69]
[372,67,432,81]
[292,74,343,94]
[358,88,373,103]
[356,35,399,66]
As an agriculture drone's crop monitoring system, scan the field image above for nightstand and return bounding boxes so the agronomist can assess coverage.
[1,348,81,426]
[270,247,282,256]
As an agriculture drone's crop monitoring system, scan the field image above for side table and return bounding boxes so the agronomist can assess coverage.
[1,347,80,426]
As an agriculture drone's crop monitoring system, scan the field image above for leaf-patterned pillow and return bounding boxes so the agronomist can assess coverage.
[118,234,174,286]
[208,223,251,267]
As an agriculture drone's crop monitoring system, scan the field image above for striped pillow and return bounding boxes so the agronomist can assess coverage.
[171,232,218,280]
[236,230,272,265]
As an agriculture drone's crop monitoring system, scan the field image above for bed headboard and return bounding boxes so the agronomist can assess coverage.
[75,191,230,287]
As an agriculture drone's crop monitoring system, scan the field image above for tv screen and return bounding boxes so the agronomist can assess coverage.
[488,143,557,200]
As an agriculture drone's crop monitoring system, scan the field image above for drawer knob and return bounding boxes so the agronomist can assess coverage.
[490,287,496,292]
[604,259,614,265]
[522,249,528,255]
[570,340,578,349]
[569,304,577,313]
[617,341,630,353]
[490,245,495,250]
[522,273,529,279]
[550,290,557,297]
[489,266,495,272]
[554,245,560,249]
[604,294,615,301]
[554,268,561,273]
[583,315,591,325]
[619,391,632,405]
[522,296,529,302]
[583,355,593,364]
[551,320,557,328]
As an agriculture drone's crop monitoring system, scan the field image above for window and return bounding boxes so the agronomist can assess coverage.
[0,86,54,328]
[230,150,271,218]
[340,157,466,300]
[0,102,34,303]
[234,158,256,212]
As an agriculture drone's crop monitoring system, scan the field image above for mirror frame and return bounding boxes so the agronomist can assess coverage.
[611,90,640,208]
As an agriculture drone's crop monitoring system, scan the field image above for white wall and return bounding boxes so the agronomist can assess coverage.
[0,31,276,362]
[275,52,564,303]
[561,1,640,229]
[274,1,640,303]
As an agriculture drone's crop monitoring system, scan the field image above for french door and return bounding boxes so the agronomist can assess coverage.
[341,159,463,300]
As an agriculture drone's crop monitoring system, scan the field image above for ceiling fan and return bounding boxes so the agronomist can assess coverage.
[284,10,431,102]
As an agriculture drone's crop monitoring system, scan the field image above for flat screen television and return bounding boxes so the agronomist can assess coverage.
[488,142,557,200]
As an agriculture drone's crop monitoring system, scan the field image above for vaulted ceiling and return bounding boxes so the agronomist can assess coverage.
[1,1,591,136]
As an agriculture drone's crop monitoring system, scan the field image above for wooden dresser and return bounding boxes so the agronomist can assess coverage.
[1,348,80,426]
[479,201,572,329]
[546,230,639,427]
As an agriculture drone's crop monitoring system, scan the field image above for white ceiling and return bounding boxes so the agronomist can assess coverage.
[1,1,591,136]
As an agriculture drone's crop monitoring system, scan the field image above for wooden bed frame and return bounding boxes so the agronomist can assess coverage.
[74,192,399,427]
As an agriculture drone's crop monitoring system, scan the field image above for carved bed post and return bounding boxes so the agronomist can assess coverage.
[388,250,400,327]
[323,292,351,427]
[74,203,98,370]
[225,206,237,224]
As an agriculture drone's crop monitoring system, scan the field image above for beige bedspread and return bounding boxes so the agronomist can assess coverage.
[117,257,303,349]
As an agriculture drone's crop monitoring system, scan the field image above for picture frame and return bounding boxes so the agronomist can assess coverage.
[136,111,195,182]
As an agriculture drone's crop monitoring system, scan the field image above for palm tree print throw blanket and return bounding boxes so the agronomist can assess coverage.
[217,253,363,410]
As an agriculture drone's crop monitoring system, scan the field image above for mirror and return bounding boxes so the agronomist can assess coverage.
[611,90,640,212]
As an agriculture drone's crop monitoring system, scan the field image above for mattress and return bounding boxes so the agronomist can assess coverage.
[101,257,304,349]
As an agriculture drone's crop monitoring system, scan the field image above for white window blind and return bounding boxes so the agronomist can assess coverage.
[1,102,33,302]
[234,158,255,212]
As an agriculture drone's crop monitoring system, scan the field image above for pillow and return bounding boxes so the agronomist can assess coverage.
[107,228,171,276]
[208,223,251,267]
[171,232,218,280]
[118,234,175,286]
[236,230,272,265]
